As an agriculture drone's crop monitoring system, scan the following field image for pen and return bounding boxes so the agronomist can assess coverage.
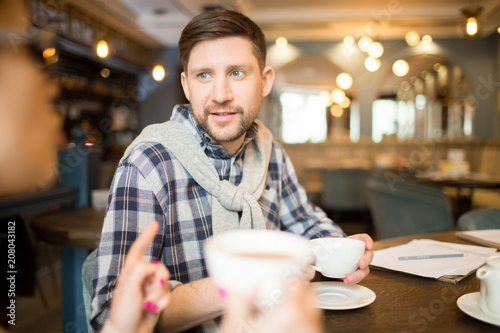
[398,254,465,260]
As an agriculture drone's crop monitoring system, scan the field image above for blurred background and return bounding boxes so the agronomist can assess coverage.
[1,0,500,332]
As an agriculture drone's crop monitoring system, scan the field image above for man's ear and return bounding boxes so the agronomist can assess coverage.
[261,66,275,98]
[180,72,190,101]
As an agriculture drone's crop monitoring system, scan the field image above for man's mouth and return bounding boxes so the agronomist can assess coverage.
[211,112,236,116]
[205,104,242,120]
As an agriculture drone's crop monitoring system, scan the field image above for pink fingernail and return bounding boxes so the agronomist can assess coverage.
[217,287,227,299]
[151,261,159,265]
[160,279,165,286]
[143,301,152,310]
[150,304,159,313]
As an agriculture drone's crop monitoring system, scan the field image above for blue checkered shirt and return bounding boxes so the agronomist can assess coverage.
[91,104,345,332]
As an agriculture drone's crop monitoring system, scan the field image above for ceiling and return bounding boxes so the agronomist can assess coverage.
[90,0,500,47]
[70,0,499,98]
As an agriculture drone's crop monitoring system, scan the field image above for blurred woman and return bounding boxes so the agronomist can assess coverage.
[0,0,61,197]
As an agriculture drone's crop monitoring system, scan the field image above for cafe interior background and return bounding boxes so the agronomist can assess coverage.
[2,0,500,331]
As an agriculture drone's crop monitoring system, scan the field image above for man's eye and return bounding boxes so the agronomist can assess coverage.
[231,70,244,77]
[198,73,210,79]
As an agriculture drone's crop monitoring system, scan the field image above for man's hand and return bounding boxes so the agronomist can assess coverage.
[343,233,373,285]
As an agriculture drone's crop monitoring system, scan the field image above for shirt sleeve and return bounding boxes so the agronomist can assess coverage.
[90,158,167,332]
[277,144,346,239]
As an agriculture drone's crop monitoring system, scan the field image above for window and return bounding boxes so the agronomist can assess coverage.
[372,99,398,143]
[280,91,327,144]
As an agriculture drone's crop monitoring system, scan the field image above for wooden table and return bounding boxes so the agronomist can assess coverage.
[319,231,499,332]
[32,207,104,248]
[31,207,105,333]
[0,186,78,218]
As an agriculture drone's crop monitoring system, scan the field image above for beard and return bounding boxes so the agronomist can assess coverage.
[194,102,257,144]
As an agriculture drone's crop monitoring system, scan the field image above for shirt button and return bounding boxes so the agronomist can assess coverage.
[265,185,271,190]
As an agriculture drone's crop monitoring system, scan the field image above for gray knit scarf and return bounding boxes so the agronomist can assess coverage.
[120,120,273,234]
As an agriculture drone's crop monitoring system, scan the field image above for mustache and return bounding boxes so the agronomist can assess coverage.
[204,103,243,115]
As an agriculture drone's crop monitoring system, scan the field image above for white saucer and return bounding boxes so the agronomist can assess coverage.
[457,292,500,327]
[310,282,376,310]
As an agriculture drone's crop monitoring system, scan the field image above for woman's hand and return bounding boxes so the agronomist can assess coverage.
[108,221,170,333]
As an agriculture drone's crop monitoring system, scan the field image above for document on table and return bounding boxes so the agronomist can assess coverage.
[370,239,498,283]
[456,229,500,250]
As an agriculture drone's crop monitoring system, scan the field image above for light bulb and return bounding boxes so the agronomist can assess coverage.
[422,35,433,44]
[358,36,372,52]
[405,31,420,46]
[43,48,56,59]
[466,17,478,36]
[343,35,355,46]
[319,90,332,106]
[101,68,110,78]
[276,37,288,48]
[364,56,381,72]
[339,96,351,108]
[330,105,343,118]
[367,42,384,58]
[336,73,353,90]
[331,89,346,105]
[152,64,166,81]
[393,60,409,77]
[96,40,109,58]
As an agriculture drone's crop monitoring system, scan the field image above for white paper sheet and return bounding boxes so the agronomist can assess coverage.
[371,239,498,279]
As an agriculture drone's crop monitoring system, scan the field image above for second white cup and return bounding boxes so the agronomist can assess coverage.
[477,255,500,319]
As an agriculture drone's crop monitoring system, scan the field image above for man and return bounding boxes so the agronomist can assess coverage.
[91,9,373,333]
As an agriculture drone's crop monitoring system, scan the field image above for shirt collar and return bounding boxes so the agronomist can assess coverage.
[170,104,259,159]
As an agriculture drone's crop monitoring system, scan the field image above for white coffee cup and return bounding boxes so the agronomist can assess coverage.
[476,255,500,319]
[309,237,365,278]
[204,229,313,302]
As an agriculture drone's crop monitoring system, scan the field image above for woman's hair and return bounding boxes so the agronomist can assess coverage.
[178,9,267,71]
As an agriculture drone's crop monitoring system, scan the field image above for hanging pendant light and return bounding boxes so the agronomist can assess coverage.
[152,63,166,81]
[365,56,381,72]
[461,6,483,37]
[393,60,409,77]
[96,39,109,58]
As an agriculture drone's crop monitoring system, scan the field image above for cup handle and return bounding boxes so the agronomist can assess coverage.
[311,265,321,272]
[476,266,489,280]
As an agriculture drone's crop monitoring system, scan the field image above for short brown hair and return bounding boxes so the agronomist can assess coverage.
[178,9,267,72]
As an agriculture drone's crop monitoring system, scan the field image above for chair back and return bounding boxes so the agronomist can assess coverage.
[457,208,500,230]
[82,249,98,333]
[321,168,373,210]
[367,176,454,239]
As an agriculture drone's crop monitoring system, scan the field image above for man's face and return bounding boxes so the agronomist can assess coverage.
[181,36,274,153]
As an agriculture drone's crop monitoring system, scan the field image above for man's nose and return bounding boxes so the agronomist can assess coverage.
[210,76,233,103]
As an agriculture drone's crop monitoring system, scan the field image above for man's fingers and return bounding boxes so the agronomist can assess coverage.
[347,233,373,250]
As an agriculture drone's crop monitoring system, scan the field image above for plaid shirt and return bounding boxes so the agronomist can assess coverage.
[91,104,345,332]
